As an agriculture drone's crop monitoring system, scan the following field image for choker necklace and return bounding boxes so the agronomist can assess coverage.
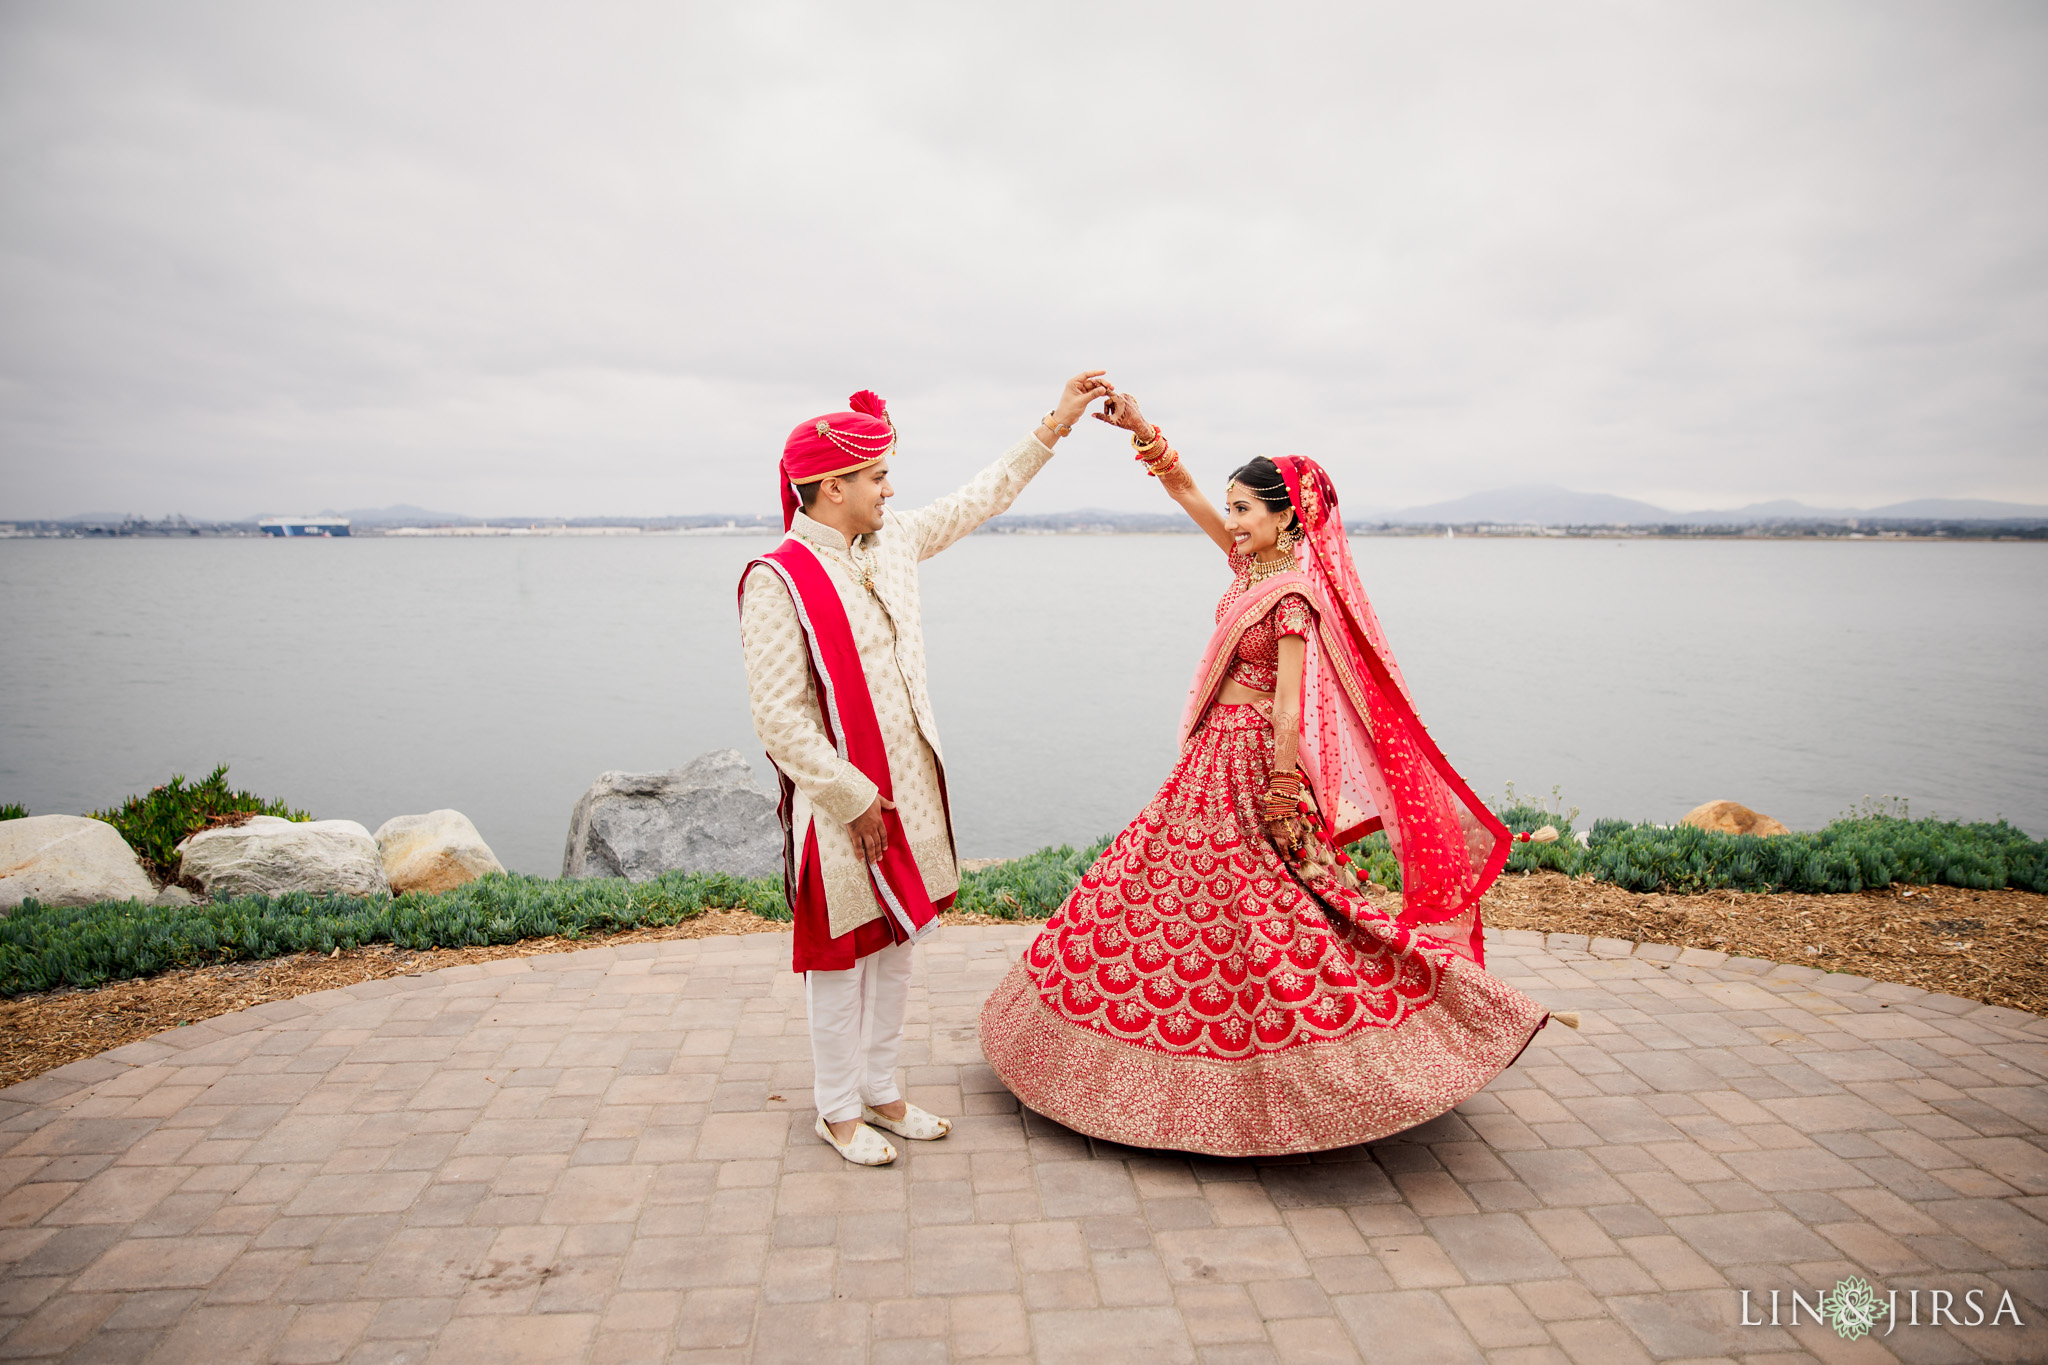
[1246,553,1295,583]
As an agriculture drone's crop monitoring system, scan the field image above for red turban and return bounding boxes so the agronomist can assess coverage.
[780,390,896,530]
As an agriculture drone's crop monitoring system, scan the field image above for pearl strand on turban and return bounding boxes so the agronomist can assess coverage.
[780,390,896,530]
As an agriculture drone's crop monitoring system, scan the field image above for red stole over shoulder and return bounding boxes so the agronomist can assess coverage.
[739,539,941,959]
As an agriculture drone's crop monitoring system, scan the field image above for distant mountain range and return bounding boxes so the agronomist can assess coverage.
[37,488,2048,531]
[286,490,2048,529]
[326,503,478,525]
[1369,485,2048,527]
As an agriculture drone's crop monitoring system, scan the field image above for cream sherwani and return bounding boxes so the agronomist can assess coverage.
[740,434,1055,941]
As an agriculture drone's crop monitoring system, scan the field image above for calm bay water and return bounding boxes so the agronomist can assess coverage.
[2,535,2043,874]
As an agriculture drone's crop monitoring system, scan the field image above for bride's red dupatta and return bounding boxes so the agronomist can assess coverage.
[1178,457,1509,965]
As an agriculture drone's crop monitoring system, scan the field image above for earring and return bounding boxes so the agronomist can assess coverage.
[1276,524,1298,556]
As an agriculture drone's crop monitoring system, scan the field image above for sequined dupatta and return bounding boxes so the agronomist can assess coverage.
[1179,460,1509,964]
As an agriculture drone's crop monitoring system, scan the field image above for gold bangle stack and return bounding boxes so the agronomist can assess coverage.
[1132,427,1180,479]
[1262,770,1303,822]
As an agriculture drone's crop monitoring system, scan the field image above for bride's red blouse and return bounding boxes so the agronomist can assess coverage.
[1219,551,1314,693]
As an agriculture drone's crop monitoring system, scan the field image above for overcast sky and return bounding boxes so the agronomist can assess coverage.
[2,1,2043,520]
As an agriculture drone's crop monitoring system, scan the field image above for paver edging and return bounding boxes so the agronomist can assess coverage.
[1,922,2038,1116]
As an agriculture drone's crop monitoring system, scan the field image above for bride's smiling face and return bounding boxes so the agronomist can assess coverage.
[1224,485,1295,557]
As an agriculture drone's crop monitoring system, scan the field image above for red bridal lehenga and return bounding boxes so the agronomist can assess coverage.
[978,457,1550,1156]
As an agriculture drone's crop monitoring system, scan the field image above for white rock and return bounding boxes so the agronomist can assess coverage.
[177,817,390,899]
[374,810,505,895]
[0,815,156,914]
[154,883,198,908]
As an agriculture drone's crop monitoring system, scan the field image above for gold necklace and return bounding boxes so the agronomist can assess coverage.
[1246,552,1294,583]
[822,537,877,593]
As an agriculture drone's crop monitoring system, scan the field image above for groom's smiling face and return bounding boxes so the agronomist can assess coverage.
[832,460,893,535]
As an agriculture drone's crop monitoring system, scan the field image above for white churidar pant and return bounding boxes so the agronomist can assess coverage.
[804,938,912,1124]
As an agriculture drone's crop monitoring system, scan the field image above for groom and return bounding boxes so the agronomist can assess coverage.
[738,371,1110,1165]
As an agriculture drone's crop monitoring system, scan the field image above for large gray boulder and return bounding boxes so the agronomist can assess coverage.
[0,815,156,913]
[374,809,505,894]
[562,750,782,881]
[177,817,391,899]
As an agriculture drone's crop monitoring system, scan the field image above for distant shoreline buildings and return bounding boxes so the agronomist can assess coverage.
[259,516,352,537]
[5,485,2045,542]
[3,516,2042,542]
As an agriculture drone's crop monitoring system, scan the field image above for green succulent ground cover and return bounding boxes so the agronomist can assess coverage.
[88,766,308,881]
[1346,805,2048,897]
[0,803,26,821]
[0,870,786,996]
[0,842,1112,996]
[5,780,2043,997]
[953,838,1114,919]
[1583,816,2048,895]
[1347,796,1590,890]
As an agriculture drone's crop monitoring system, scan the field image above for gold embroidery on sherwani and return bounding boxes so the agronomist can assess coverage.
[739,434,1055,940]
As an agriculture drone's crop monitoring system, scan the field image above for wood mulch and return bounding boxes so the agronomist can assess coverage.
[1469,871,2048,1017]
[5,879,2043,1091]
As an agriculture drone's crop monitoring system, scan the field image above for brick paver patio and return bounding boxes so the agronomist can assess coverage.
[3,925,2046,1363]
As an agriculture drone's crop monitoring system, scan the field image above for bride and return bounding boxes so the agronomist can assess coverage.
[977,394,1554,1156]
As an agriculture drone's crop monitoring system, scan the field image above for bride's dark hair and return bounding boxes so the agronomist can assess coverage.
[1228,457,1296,525]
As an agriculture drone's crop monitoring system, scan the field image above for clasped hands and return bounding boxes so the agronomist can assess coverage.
[1094,389,1157,446]
[1041,370,1169,449]
[1040,370,1116,442]
[843,370,1146,868]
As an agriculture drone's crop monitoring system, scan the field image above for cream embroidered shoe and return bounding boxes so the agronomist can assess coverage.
[815,1115,896,1166]
[861,1102,951,1141]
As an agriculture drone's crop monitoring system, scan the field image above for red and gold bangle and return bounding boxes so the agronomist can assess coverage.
[1262,771,1303,820]
[1132,426,1166,455]
[1136,448,1181,479]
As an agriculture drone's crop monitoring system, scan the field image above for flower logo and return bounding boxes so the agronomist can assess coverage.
[1819,1277,1886,1340]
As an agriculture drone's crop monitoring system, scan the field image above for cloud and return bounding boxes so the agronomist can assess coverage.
[2,0,2044,519]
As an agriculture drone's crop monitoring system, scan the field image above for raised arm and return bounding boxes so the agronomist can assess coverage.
[1095,393,1232,553]
[896,370,1112,561]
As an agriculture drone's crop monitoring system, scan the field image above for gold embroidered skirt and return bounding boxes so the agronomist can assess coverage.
[977,704,1548,1156]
